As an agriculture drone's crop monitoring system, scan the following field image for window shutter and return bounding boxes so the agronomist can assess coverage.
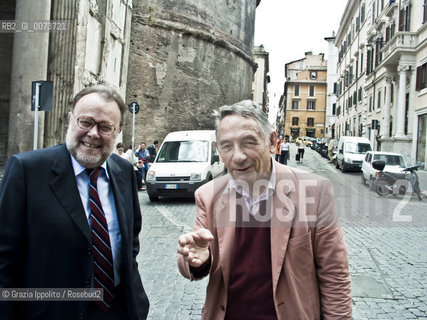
[399,9,405,31]
[416,65,422,91]
[366,50,371,74]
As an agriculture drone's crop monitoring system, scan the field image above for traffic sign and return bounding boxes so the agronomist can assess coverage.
[128,102,140,114]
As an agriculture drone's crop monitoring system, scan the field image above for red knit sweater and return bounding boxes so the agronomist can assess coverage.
[225,203,277,320]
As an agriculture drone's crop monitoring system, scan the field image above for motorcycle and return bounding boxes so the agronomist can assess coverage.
[372,160,423,200]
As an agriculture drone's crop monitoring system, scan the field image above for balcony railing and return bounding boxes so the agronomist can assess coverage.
[381,32,417,58]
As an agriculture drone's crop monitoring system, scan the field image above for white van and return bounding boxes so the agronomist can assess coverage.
[146,130,225,201]
[336,136,372,172]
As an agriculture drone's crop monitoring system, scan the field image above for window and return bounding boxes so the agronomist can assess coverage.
[332,103,336,115]
[372,2,376,24]
[358,87,363,102]
[292,117,299,126]
[292,100,299,110]
[307,118,314,127]
[377,89,382,109]
[294,85,300,96]
[361,3,365,22]
[366,48,373,75]
[369,96,373,112]
[356,60,359,79]
[399,4,411,31]
[310,71,317,80]
[360,53,364,74]
[333,82,337,94]
[307,101,316,110]
[353,91,357,105]
[375,38,383,66]
[309,85,315,97]
[416,62,427,91]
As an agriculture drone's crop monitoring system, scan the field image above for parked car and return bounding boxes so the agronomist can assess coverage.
[146,130,225,201]
[336,136,372,172]
[295,136,313,147]
[361,151,408,188]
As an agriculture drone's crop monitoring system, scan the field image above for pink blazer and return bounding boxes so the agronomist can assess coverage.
[178,162,352,320]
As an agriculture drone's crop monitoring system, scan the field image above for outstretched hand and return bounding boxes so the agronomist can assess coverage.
[177,228,214,267]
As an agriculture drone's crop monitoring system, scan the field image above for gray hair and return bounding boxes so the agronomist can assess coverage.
[213,100,273,143]
[73,84,126,127]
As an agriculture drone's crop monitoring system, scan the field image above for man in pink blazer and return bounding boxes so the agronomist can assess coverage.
[177,100,352,320]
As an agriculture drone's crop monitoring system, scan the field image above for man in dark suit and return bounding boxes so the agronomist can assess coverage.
[0,85,149,319]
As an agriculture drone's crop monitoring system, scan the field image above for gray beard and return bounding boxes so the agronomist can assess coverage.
[65,128,114,168]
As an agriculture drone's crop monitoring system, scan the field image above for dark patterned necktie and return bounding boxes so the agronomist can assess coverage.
[87,168,114,311]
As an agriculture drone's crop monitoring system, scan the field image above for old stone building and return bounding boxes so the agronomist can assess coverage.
[252,44,270,113]
[0,0,133,164]
[124,0,260,146]
[1,0,261,164]
[282,52,328,140]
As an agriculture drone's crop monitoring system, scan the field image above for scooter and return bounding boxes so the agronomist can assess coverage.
[372,160,423,200]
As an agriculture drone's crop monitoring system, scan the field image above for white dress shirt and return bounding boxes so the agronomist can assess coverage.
[70,155,122,286]
[224,157,276,216]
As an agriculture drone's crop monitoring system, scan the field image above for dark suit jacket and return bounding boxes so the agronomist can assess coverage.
[0,144,149,320]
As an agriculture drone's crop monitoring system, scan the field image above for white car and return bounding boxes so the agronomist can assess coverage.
[146,130,225,201]
[361,151,408,187]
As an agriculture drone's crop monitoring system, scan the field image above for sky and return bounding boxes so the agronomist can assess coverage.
[254,0,349,123]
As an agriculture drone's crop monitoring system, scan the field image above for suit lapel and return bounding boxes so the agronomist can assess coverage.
[107,157,129,246]
[49,145,92,243]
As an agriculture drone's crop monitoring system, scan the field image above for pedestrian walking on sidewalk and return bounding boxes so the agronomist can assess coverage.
[275,135,283,162]
[280,137,290,165]
[0,85,149,319]
[297,141,305,164]
[177,100,352,320]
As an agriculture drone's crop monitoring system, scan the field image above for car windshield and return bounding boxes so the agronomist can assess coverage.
[345,142,371,154]
[373,154,406,167]
[156,140,208,162]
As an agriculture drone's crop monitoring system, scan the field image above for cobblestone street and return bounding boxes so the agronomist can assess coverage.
[136,143,427,320]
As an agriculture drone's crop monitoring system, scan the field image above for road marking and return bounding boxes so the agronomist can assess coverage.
[155,205,192,232]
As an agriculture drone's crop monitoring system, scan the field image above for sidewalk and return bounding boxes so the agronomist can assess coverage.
[417,168,427,193]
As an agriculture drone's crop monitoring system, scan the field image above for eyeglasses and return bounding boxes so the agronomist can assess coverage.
[70,113,118,136]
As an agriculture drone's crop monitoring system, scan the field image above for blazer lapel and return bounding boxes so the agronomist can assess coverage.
[49,145,92,243]
[215,188,236,291]
[270,166,296,298]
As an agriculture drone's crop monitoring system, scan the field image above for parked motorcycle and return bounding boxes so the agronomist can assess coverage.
[372,160,423,200]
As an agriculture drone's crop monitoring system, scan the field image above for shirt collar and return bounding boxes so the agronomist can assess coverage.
[70,153,109,179]
[224,156,276,197]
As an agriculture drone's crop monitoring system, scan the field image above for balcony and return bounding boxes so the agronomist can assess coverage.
[381,31,417,67]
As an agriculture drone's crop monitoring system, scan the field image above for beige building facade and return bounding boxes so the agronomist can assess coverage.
[335,0,427,167]
[282,53,328,140]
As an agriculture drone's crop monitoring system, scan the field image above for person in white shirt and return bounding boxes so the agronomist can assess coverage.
[280,138,290,165]
[297,141,305,164]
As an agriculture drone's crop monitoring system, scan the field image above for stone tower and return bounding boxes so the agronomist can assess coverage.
[125,0,259,145]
